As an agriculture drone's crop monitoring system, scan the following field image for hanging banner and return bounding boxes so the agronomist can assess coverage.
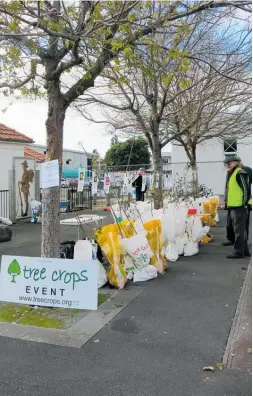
[0,255,98,310]
[128,173,133,193]
[92,172,98,196]
[104,174,110,195]
[122,173,128,196]
[122,173,132,196]
[131,171,139,184]
[141,175,147,192]
[77,168,85,192]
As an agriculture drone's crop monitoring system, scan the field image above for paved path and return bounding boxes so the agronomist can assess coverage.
[0,212,251,396]
[0,210,112,258]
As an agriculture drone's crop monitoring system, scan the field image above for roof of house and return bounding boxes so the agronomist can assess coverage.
[0,123,34,144]
[24,146,45,163]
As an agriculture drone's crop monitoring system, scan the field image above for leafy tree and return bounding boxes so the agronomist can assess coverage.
[0,1,250,253]
[0,1,170,256]
[8,259,21,283]
[111,135,119,146]
[104,138,150,170]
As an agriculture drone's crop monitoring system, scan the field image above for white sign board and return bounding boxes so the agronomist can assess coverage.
[0,256,98,310]
[40,160,60,189]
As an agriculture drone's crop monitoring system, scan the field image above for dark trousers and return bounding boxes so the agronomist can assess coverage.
[136,189,144,202]
[230,207,249,255]
[227,207,251,242]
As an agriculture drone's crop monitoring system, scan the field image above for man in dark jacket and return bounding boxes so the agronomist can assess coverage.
[223,156,251,258]
[132,168,146,202]
[223,156,252,247]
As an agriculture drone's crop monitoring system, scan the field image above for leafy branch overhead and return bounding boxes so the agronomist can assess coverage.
[75,4,251,168]
[0,1,251,103]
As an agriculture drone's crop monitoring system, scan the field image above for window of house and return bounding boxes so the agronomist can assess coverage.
[224,138,237,153]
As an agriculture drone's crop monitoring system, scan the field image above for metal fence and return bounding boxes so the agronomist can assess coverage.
[93,161,227,198]
[0,190,9,218]
[59,186,92,212]
[40,186,92,212]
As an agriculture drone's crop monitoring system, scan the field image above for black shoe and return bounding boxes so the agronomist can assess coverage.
[226,253,244,259]
[222,241,234,246]
[244,251,251,257]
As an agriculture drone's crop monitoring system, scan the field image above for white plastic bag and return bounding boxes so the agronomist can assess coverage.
[127,271,134,280]
[124,254,136,273]
[0,216,12,226]
[184,241,199,256]
[97,260,108,288]
[194,225,210,243]
[174,209,187,236]
[165,241,179,262]
[30,200,42,223]
[175,235,187,256]
[191,216,202,242]
[161,213,176,244]
[120,231,153,269]
[74,240,107,288]
[133,265,158,282]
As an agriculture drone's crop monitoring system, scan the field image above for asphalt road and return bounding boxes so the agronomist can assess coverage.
[0,212,251,396]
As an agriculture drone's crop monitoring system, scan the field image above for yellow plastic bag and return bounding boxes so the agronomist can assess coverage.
[200,214,212,226]
[143,219,167,274]
[203,201,210,214]
[96,227,127,289]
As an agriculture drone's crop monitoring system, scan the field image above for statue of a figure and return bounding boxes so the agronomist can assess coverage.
[18,160,34,216]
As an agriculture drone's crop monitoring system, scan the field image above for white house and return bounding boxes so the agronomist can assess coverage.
[28,143,93,169]
[0,123,34,191]
[0,123,94,218]
[171,136,252,197]
[161,152,172,173]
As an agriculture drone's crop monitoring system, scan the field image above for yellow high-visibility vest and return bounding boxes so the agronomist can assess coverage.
[227,167,250,207]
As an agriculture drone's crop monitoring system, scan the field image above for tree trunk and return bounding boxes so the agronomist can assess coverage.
[152,138,163,209]
[189,145,198,198]
[41,85,66,258]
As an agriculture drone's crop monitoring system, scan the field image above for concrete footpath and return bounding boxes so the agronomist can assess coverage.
[0,212,251,396]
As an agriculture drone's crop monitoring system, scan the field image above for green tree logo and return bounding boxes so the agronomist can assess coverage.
[8,259,21,283]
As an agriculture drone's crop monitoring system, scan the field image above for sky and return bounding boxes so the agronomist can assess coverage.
[0,96,113,156]
[0,95,172,156]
